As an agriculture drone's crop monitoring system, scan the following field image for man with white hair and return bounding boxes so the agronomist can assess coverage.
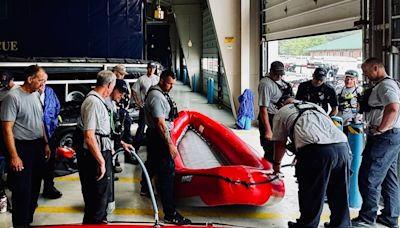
[76,70,116,224]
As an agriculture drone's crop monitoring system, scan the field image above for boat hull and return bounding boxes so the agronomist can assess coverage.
[171,111,285,206]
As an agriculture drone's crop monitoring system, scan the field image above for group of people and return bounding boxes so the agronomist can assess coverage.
[1,57,399,227]
[75,65,190,225]
[0,62,192,227]
[259,58,400,228]
[0,66,65,227]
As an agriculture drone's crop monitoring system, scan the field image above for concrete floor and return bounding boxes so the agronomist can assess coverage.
[0,81,390,227]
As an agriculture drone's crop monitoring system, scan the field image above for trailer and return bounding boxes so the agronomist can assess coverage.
[0,0,150,150]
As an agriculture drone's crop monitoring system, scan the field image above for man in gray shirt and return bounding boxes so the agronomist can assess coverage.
[142,70,191,225]
[76,70,116,224]
[272,98,350,228]
[352,58,400,228]
[258,61,293,163]
[132,62,159,152]
[1,65,49,227]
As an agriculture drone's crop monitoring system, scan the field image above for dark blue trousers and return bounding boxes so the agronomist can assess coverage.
[295,143,351,228]
[8,139,45,227]
[358,129,400,225]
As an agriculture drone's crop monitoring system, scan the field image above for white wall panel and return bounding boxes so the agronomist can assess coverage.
[263,0,361,40]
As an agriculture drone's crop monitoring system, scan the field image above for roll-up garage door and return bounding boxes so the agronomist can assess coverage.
[262,0,361,41]
[202,8,230,108]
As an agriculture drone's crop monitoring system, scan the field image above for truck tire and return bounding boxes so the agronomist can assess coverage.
[66,85,91,102]
[55,126,76,148]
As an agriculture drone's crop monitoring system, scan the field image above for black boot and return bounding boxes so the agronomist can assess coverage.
[42,186,62,199]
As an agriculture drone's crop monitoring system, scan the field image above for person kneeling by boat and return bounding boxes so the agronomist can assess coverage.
[272,97,351,228]
[142,70,191,225]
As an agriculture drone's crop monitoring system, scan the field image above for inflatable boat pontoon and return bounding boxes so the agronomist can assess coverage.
[170,111,285,206]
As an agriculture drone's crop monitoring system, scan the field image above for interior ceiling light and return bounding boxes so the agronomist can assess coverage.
[187,16,192,48]
[154,0,164,20]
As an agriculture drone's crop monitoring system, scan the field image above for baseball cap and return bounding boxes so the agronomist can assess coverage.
[344,69,359,78]
[113,64,128,75]
[147,62,156,69]
[313,67,327,80]
[270,61,285,75]
[115,79,129,93]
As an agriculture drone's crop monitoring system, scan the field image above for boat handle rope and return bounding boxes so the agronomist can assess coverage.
[178,173,280,189]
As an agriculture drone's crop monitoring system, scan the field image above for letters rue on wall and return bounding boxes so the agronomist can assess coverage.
[0,41,18,51]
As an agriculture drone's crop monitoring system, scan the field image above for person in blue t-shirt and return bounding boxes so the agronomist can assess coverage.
[39,84,62,199]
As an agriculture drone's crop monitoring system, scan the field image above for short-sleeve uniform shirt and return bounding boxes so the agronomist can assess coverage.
[272,101,347,150]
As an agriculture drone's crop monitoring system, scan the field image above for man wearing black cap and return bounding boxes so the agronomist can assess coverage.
[107,80,136,172]
[0,71,19,102]
[112,64,135,168]
[0,71,19,163]
[295,67,338,116]
[0,71,17,213]
[105,79,135,209]
[108,79,135,153]
[258,61,293,163]
[336,69,363,135]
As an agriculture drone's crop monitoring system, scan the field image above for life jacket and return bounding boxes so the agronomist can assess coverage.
[338,86,360,111]
[146,86,179,121]
[269,77,294,108]
[73,93,114,153]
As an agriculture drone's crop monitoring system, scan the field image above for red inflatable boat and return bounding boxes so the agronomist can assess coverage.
[170,111,285,206]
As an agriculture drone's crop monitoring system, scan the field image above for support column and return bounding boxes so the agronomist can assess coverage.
[241,0,250,92]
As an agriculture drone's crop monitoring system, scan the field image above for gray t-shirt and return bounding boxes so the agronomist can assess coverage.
[336,86,363,126]
[258,76,286,115]
[132,74,160,102]
[272,101,348,150]
[1,88,43,140]
[365,77,400,129]
[144,86,173,130]
[78,91,112,151]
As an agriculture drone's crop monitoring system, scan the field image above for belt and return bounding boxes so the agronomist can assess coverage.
[383,128,400,134]
[369,127,400,134]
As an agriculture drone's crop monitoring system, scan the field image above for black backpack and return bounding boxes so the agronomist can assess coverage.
[358,77,400,113]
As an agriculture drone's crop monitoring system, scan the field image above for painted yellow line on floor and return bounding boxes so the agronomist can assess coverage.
[55,176,140,183]
[35,206,359,221]
[36,206,84,213]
